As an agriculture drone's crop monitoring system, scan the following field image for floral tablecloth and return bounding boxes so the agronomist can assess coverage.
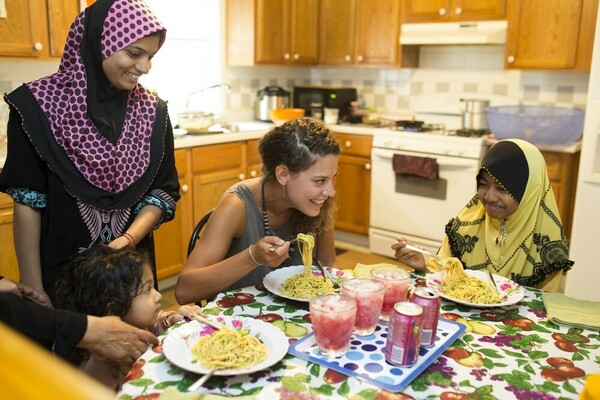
[119,276,600,400]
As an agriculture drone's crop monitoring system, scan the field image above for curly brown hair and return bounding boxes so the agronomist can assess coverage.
[259,117,340,235]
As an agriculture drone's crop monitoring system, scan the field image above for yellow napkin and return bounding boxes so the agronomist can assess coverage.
[353,263,412,278]
[542,292,600,330]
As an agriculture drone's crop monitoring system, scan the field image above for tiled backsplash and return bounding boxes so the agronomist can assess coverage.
[0,45,590,122]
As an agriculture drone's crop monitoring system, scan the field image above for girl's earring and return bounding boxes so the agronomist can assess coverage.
[282,184,287,197]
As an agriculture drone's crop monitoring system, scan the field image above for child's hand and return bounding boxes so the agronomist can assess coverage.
[168,304,204,326]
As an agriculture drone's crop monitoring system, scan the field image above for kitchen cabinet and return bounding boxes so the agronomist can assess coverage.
[154,139,262,279]
[0,193,19,281]
[505,0,598,71]
[191,142,245,222]
[401,0,506,22]
[226,0,319,66]
[333,132,372,235]
[153,149,193,280]
[0,0,80,60]
[320,0,418,67]
[541,150,580,242]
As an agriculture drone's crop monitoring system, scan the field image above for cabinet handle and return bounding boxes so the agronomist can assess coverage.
[293,53,299,60]
[284,53,290,60]
[238,173,245,180]
[357,55,364,62]
[344,140,352,148]
[181,184,189,193]
[344,55,352,62]
[33,42,43,51]
[365,162,371,171]
[454,7,462,15]
[438,7,447,16]
[507,55,515,64]
[250,170,257,177]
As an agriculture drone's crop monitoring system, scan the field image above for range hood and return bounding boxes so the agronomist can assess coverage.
[400,20,508,45]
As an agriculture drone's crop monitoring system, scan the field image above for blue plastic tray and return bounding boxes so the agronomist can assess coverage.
[288,317,465,392]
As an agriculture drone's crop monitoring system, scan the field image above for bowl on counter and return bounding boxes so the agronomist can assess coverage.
[486,105,585,145]
[269,108,305,126]
[177,111,215,133]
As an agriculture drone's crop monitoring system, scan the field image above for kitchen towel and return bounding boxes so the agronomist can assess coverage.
[393,154,439,180]
[542,292,600,330]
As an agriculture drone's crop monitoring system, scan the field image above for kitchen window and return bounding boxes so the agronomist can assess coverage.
[141,0,224,123]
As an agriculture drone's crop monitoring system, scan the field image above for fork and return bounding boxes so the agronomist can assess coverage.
[486,269,507,300]
[268,232,315,252]
[316,259,341,291]
[403,244,446,267]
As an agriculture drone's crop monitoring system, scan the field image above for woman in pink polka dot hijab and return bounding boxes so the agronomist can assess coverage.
[0,0,180,307]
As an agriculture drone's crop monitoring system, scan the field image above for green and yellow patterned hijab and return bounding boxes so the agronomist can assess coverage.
[441,139,573,288]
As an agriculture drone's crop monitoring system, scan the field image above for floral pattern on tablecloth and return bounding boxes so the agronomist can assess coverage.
[119,278,600,400]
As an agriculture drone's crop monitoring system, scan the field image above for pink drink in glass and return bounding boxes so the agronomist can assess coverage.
[309,294,357,358]
[341,278,385,336]
[370,267,410,321]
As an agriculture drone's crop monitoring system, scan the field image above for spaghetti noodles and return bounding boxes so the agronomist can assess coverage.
[281,233,335,299]
[441,258,503,304]
[191,327,266,370]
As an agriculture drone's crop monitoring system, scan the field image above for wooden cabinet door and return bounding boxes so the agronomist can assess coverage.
[355,0,400,66]
[451,0,506,20]
[333,133,372,234]
[288,0,319,65]
[402,0,505,22]
[46,0,80,58]
[319,0,356,65]
[0,0,48,58]
[245,139,263,179]
[402,0,449,22]
[154,149,193,280]
[0,193,19,281]
[255,0,318,65]
[191,142,244,221]
[254,0,287,64]
[505,0,583,69]
[335,154,371,234]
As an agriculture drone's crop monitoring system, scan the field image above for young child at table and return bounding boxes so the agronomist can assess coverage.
[54,245,202,391]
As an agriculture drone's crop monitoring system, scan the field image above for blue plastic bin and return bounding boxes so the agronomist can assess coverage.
[486,105,585,145]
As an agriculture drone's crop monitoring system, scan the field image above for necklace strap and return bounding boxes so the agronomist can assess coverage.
[261,179,272,236]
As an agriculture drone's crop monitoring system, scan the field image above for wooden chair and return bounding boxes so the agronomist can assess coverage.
[187,209,214,257]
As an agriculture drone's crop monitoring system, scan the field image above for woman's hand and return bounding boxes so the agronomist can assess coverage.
[250,236,291,268]
[0,277,47,305]
[391,237,427,272]
[107,235,132,250]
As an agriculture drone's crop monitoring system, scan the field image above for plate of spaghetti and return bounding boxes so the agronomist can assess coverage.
[263,232,351,301]
[263,264,351,302]
[425,258,524,307]
[163,316,288,375]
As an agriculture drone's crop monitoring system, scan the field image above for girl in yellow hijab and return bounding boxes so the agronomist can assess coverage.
[394,139,573,291]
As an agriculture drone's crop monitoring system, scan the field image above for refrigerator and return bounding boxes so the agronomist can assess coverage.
[563,8,600,301]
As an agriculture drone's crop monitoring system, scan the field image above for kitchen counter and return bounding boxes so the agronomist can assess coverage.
[0,123,583,170]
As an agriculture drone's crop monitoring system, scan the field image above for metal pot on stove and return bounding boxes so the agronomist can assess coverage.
[255,86,290,122]
[460,99,490,130]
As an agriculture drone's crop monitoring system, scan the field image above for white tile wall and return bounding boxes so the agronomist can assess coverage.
[1,45,590,123]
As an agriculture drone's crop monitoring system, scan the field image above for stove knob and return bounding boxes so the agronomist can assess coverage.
[457,145,466,156]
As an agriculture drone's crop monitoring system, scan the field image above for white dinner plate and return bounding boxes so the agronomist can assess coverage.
[163,316,288,376]
[425,269,525,308]
[263,265,352,303]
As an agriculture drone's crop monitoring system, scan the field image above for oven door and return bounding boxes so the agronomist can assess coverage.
[369,147,480,257]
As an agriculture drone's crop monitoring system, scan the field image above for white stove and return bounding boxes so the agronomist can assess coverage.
[369,128,488,258]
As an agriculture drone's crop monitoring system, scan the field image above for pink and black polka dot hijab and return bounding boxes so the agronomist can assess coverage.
[26,0,166,194]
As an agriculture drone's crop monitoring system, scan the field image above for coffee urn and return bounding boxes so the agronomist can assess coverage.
[255,86,290,122]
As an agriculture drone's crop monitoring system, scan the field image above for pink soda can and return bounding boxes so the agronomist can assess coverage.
[384,301,424,367]
[410,287,441,347]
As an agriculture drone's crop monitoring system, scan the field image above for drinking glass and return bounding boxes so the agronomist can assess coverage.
[309,293,356,358]
[341,278,385,336]
[370,267,410,321]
